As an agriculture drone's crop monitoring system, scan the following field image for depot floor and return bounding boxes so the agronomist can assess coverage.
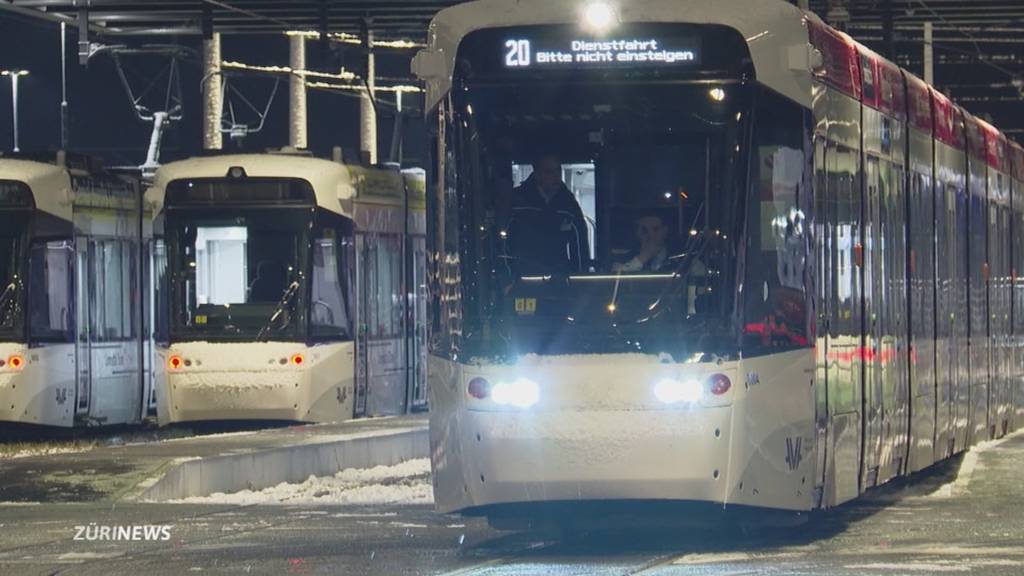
[1,433,1022,576]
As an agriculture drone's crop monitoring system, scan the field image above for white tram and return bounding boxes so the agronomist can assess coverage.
[414,0,1024,521]
[147,153,427,424]
[0,153,150,427]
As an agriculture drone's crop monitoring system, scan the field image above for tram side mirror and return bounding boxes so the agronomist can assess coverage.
[412,50,445,81]
[789,43,823,73]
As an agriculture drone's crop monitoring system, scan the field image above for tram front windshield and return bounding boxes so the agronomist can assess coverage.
[0,225,24,340]
[0,209,28,341]
[167,205,310,343]
[447,26,754,360]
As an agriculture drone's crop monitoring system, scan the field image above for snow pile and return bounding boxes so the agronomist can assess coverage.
[170,458,433,506]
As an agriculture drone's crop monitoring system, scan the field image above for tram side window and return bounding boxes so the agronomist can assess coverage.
[90,239,137,341]
[363,235,404,340]
[743,89,810,353]
[29,240,74,343]
[153,239,169,344]
[310,229,353,341]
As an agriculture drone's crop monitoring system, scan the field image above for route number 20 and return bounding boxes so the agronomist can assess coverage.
[505,39,532,67]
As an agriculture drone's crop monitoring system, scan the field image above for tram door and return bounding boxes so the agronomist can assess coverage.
[408,238,429,410]
[355,232,408,417]
[74,239,92,417]
[862,157,883,487]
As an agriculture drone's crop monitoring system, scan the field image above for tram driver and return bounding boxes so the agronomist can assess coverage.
[614,211,673,273]
[615,210,708,315]
[507,153,590,274]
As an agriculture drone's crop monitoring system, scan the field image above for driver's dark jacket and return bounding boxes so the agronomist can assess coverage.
[507,174,590,273]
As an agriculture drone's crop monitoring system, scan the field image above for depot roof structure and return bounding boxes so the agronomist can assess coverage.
[2,0,1021,134]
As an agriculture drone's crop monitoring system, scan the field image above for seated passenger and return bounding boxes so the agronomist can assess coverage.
[507,153,590,273]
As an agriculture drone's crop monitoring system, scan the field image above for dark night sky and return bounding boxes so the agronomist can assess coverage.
[0,12,426,169]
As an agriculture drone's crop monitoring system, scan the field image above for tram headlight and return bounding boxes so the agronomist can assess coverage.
[581,1,618,33]
[654,378,703,405]
[491,377,540,409]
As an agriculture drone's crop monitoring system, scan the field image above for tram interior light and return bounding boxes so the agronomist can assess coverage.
[581,2,618,33]
[654,378,703,404]
[491,378,541,409]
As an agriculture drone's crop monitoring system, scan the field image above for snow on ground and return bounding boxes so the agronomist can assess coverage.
[0,427,197,460]
[169,459,433,506]
[928,428,1024,498]
[3,445,96,460]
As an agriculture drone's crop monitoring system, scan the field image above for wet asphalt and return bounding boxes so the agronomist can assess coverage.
[1,433,1022,576]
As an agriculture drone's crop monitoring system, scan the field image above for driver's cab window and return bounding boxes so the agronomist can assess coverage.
[497,142,711,280]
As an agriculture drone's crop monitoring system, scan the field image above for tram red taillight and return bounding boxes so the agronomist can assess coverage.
[708,374,731,396]
[468,378,491,400]
[168,356,183,370]
[291,353,305,366]
[7,355,24,370]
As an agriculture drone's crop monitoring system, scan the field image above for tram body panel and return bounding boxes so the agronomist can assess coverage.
[1013,144,1024,432]
[907,120,937,473]
[71,175,147,426]
[812,83,866,506]
[965,118,991,445]
[0,343,75,426]
[935,135,971,454]
[982,129,1012,439]
[725,350,816,511]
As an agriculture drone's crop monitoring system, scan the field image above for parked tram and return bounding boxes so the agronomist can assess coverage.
[414,0,1024,522]
[0,152,150,427]
[147,153,427,424]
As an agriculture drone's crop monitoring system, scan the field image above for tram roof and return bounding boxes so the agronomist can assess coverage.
[413,0,813,110]
[0,158,73,220]
[147,154,356,217]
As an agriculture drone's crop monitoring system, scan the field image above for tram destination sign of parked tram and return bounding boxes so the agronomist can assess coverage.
[502,32,701,69]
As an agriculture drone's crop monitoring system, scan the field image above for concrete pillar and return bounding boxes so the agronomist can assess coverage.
[10,74,20,153]
[289,34,308,149]
[360,28,377,165]
[202,33,223,151]
[924,22,934,85]
[60,22,69,149]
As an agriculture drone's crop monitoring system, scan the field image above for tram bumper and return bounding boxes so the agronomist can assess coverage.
[158,343,319,423]
[164,371,311,422]
[436,406,734,513]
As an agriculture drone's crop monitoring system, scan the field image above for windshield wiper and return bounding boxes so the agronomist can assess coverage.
[256,281,301,342]
[0,282,15,309]
[0,281,18,324]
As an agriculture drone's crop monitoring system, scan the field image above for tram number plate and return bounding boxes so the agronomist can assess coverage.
[515,298,537,316]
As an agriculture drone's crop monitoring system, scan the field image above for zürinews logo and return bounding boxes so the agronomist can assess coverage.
[73,524,173,542]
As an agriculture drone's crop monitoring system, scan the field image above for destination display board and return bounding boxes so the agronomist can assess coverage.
[456,24,749,80]
[502,35,701,69]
